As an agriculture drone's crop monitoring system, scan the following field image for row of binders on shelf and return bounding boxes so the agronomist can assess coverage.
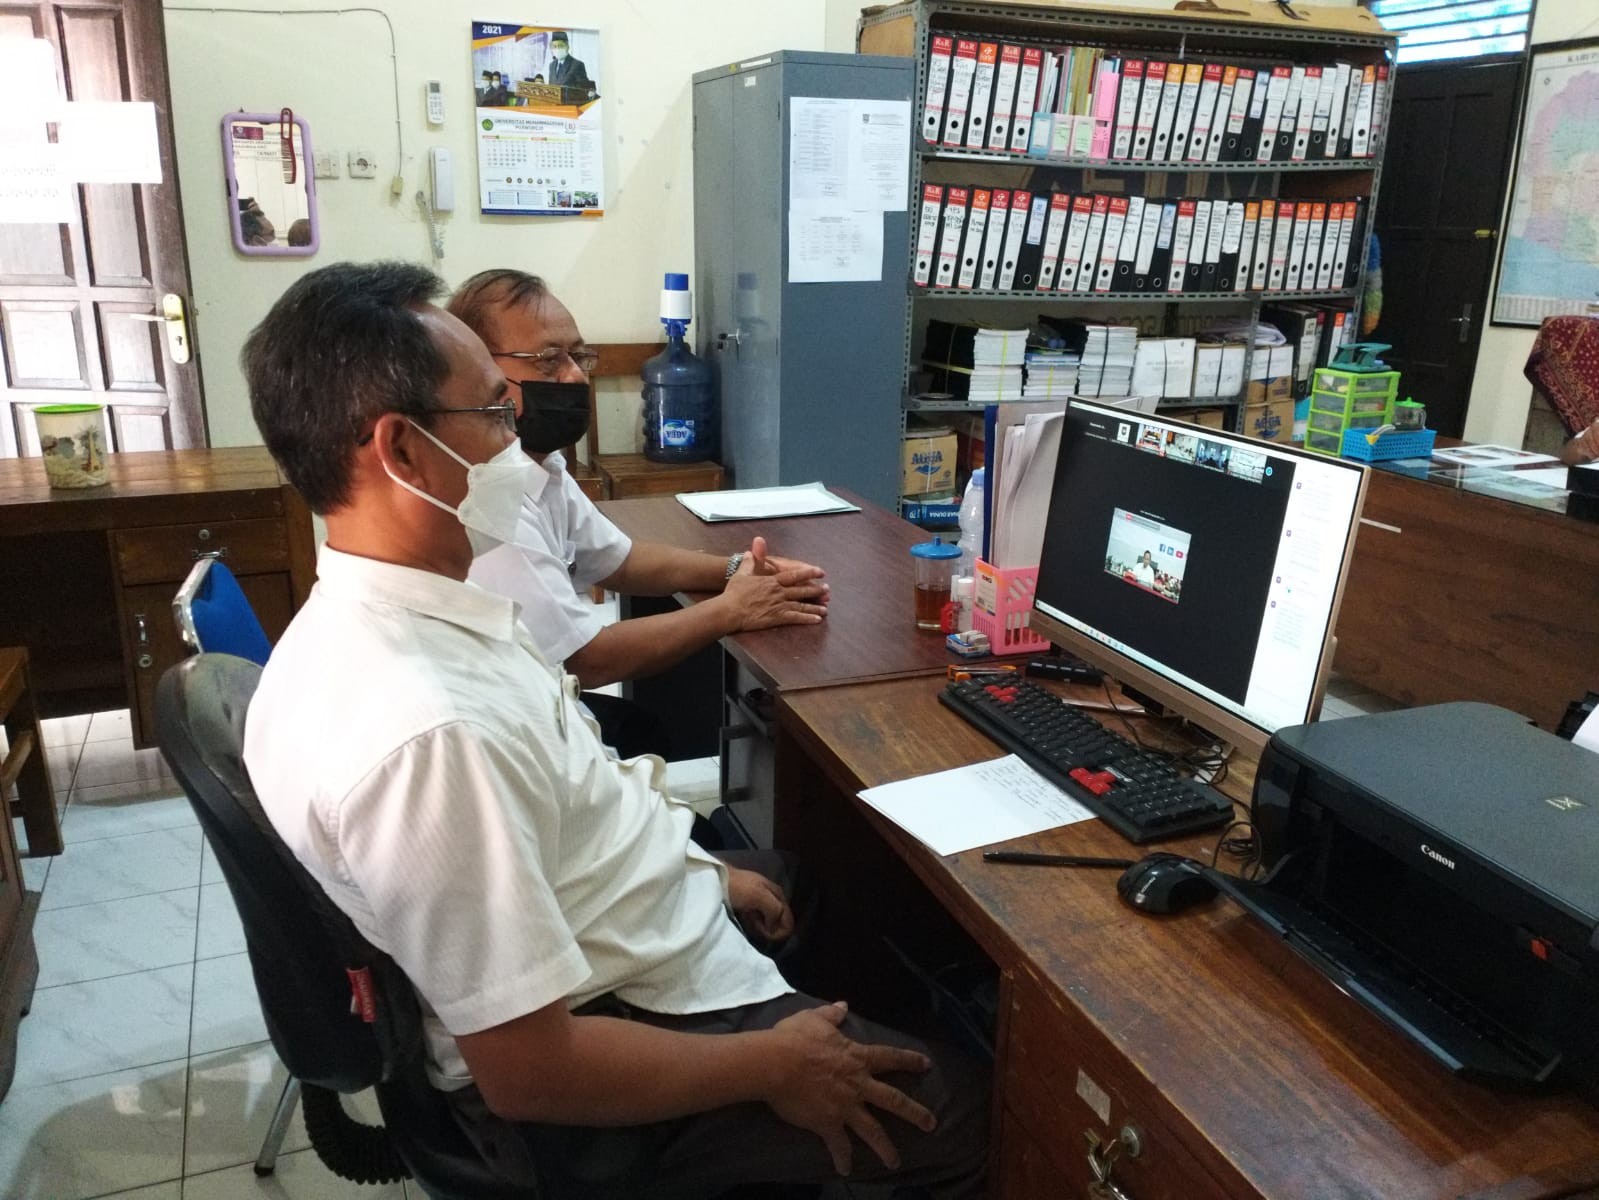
[922,37,1390,165]
[920,317,1260,403]
[915,184,1369,296]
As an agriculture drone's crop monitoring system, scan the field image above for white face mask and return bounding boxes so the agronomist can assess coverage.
[385,420,530,557]
[553,46,567,60]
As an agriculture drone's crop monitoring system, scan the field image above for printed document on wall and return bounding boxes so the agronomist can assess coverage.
[787,95,910,283]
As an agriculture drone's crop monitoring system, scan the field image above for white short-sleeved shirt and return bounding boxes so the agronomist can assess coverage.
[244,547,789,1089]
[468,450,632,665]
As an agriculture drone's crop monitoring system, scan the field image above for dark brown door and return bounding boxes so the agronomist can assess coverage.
[0,0,203,458]
[1372,57,1522,437]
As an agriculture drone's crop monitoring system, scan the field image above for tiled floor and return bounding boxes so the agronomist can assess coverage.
[3,702,719,1200]
[2,674,1390,1199]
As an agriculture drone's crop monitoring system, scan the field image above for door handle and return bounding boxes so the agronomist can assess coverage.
[1448,301,1474,346]
[129,294,192,364]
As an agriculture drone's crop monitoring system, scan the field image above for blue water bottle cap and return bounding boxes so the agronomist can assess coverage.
[664,272,689,291]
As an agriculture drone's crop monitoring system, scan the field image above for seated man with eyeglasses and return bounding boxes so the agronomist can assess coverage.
[242,261,988,1198]
[447,269,829,763]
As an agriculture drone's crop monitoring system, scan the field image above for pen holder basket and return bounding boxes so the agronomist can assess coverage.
[1339,427,1436,462]
[972,560,1051,655]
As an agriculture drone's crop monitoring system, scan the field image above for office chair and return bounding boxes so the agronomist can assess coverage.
[172,555,274,666]
[1524,315,1599,438]
[156,654,829,1200]
[155,653,537,1197]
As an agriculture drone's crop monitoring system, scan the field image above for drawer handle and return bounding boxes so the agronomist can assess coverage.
[137,653,154,670]
[191,546,229,562]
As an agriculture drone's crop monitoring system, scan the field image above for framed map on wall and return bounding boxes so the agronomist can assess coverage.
[1492,40,1599,327]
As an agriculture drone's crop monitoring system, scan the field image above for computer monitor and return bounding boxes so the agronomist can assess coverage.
[1028,398,1368,756]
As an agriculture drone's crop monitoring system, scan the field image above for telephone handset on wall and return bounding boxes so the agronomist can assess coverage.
[429,147,454,213]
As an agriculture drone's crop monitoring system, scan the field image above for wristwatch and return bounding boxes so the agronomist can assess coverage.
[725,552,745,581]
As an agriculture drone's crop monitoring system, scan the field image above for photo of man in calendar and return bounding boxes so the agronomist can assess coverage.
[471,21,605,217]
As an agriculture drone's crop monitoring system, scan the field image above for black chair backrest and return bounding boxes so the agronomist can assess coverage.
[155,653,420,1092]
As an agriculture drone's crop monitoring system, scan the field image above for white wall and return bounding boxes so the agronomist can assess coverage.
[1464,0,1599,445]
[163,2,826,451]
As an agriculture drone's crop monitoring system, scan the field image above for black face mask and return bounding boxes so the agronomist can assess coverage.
[515,380,590,454]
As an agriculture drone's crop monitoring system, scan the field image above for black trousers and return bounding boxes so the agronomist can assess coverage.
[581,691,673,761]
[447,852,989,1199]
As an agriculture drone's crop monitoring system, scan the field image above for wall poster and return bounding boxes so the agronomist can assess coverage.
[471,22,603,216]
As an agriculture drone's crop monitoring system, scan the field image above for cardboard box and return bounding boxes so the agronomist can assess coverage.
[1247,344,1294,405]
[1189,408,1229,430]
[1244,398,1297,444]
[903,428,958,496]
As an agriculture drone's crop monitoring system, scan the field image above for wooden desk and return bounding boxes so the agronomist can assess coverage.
[1335,457,1599,730]
[600,489,961,694]
[776,676,1599,1200]
[0,448,315,748]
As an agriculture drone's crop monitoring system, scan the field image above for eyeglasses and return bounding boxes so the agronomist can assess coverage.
[492,346,600,379]
[356,401,518,446]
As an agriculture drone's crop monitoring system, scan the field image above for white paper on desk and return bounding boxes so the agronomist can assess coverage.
[1432,443,1558,468]
[859,754,1094,857]
[1574,707,1599,757]
[676,481,859,522]
[1517,467,1575,489]
[788,204,883,283]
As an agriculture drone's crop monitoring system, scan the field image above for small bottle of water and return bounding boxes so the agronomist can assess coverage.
[956,467,986,576]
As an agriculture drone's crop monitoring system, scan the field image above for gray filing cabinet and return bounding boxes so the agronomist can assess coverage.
[692,51,912,512]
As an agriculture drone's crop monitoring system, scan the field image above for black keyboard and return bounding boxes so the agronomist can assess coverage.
[940,677,1235,844]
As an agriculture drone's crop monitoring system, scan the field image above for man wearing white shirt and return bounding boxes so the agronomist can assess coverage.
[240,261,986,1197]
[1133,550,1157,588]
[449,269,828,761]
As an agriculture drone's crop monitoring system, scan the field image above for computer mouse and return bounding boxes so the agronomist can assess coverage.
[1117,853,1219,915]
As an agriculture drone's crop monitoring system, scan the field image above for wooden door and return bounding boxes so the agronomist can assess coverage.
[1372,58,1522,437]
[0,0,203,458]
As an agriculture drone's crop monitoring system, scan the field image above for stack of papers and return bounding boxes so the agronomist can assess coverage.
[676,482,860,522]
[1046,319,1137,398]
[1021,349,1080,399]
[923,319,1028,402]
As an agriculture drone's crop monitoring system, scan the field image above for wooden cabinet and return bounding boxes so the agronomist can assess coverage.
[1334,465,1599,729]
[0,449,316,748]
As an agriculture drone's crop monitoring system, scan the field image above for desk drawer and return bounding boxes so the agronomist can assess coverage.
[112,519,290,586]
[1000,968,1233,1200]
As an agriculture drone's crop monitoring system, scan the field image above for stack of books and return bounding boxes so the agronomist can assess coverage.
[1021,347,1081,398]
[922,321,1029,402]
[1045,319,1138,398]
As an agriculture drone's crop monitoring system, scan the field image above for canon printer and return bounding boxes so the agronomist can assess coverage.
[1210,702,1599,1094]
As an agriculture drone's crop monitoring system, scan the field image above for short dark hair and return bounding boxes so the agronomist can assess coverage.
[243,260,447,514]
[446,268,548,344]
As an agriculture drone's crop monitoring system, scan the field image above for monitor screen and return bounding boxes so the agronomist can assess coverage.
[1030,399,1367,750]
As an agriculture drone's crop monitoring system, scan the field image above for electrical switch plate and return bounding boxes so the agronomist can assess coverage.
[347,149,378,178]
[313,151,340,179]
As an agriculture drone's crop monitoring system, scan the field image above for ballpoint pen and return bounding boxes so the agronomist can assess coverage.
[982,851,1136,868]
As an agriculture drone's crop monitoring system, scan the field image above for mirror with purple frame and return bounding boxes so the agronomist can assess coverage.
[222,111,318,257]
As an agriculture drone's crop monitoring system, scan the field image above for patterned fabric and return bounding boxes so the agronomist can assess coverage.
[1524,316,1599,437]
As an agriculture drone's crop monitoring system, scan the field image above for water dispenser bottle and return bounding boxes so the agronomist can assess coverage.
[641,273,717,463]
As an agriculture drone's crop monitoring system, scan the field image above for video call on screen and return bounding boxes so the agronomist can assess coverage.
[1036,409,1294,705]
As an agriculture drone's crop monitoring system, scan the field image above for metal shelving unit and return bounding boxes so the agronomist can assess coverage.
[860,0,1398,519]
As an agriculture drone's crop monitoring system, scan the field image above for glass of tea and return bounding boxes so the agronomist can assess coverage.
[910,536,961,631]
